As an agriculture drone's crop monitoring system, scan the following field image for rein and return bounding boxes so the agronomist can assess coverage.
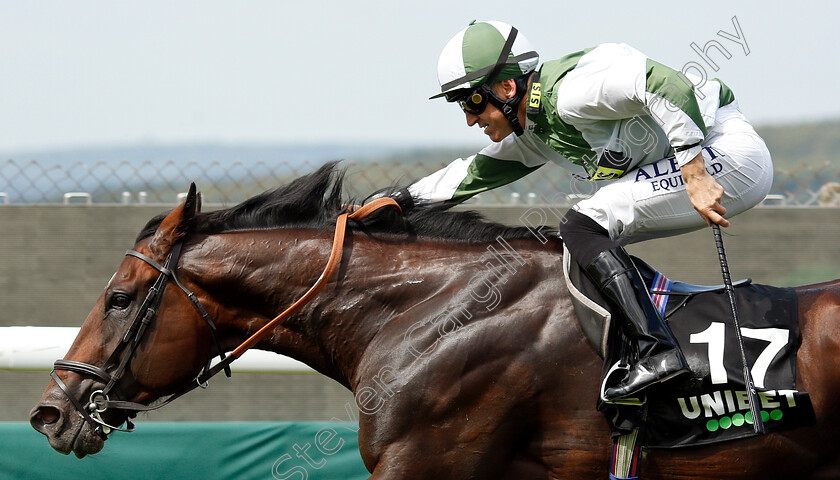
[51,197,400,437]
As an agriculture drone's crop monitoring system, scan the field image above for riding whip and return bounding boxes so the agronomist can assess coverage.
[712,224,766,434]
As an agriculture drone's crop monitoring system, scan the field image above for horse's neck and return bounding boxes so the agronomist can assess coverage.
[184,230,417,386]
[190,230,562,390]
[293,236,506,388]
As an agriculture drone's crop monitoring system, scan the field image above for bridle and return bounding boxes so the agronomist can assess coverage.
[51,241,230,437]
[50,197,400,438]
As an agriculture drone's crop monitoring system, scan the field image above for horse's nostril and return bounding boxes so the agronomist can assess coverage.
[35,406,61,425]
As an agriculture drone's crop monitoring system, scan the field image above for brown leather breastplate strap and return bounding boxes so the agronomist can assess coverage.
[229,197,401,358]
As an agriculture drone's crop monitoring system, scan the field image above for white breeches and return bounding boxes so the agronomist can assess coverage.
[573,101,773,244]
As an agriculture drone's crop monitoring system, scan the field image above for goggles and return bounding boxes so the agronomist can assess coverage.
[446,87,490,115]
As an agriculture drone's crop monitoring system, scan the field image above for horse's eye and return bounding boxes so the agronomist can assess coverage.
[110,293,132,310]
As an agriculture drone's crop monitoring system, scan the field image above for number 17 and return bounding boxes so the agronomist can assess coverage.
[689,322,789,388]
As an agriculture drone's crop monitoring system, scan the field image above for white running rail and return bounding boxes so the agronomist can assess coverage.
[0,326,314,373]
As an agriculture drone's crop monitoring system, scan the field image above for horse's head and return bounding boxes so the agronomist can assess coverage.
[29,185,222,457]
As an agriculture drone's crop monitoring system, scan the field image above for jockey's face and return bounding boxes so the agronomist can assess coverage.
[463,79,518,143]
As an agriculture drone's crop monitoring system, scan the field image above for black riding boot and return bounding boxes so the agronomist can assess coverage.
[586,247,690,401]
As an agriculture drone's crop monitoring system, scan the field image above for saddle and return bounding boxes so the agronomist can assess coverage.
[562,246,816,448]
[562,245,751,359]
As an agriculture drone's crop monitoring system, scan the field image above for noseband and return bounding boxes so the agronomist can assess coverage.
[51,241,230,438]
[50,197,400,438]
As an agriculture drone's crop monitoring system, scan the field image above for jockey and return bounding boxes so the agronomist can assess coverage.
[389,20,773,402]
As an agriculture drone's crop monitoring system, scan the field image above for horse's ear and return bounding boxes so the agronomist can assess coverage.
[150,183,197,260]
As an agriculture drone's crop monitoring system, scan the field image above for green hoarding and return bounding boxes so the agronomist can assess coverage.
[0,422,369,480]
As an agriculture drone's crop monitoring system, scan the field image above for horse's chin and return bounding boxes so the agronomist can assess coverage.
[70,424,106,458]
[45,416,106,458]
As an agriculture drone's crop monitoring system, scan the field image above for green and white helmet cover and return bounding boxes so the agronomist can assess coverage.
[432,20,539,99]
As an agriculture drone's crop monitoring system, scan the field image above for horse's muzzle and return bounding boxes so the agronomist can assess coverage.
[30,389,107,457]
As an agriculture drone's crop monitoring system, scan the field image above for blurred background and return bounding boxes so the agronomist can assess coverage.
[2,1,839,478]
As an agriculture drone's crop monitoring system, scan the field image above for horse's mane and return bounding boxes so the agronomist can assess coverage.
[136,161,554,243]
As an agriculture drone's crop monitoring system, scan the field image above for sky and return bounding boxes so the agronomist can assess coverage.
[1,0,838,154]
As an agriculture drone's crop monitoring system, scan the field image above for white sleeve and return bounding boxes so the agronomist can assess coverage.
[407,133,551,205]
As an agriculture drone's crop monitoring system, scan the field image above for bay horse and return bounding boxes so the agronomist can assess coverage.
[30,163,840,478]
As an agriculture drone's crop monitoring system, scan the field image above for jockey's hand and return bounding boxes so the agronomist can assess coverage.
[681,153,729,228]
